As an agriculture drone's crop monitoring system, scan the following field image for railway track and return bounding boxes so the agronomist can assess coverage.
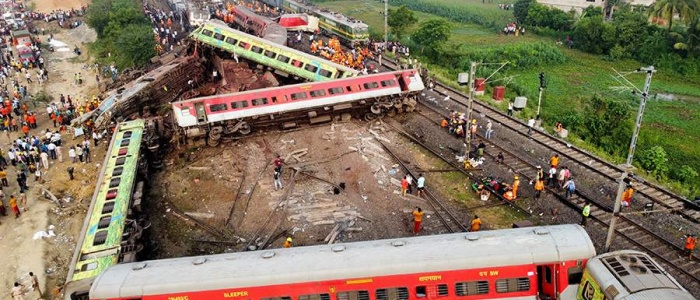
[378,141,467,233]
[380,58,700,224]
[408,98,700,291]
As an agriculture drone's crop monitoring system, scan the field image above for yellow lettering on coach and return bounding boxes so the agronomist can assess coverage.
[479,270,499,277]
[418,275,442,282]
[168,296,189,300]
[224,291,249,298]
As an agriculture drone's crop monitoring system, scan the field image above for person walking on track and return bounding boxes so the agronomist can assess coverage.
[581,201,591,226]
[685,234,697,260]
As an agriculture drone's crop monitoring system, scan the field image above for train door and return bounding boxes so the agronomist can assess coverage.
[194,102,207,123]
[537,265,556,299]
[414,284,448,300]
[397,74,408,92]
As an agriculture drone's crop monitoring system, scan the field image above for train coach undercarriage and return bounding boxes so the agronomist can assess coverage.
[179,94,419,146]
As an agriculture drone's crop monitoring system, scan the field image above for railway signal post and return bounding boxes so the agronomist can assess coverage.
[605,66,656,252]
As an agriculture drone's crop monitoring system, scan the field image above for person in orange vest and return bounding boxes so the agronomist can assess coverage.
[512,175,520,199]
[440,117,449,128]
[412,206,424,234]
[469,215,481,232]
[504,187,515,201]
[534,179,545,200]
[621,186,634,208]
[21,123,30,137]
[550,154,559,169]
[283,237,293,248]
[685,234,697,260]
[27,113,36,129]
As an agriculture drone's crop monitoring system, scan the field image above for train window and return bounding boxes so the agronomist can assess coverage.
[252,98,269,106]
[568,266,584,285]
[112,166,123,177]
[261,297,291,300]
[94,230,108,246]
[102,201,115,214]
[214,33,224,41]
[232,101,250,109]
[337,290,369,300]
[310,89,326,98]
[264,50,277,59]
[298,294,330,300]
[495,278,530,293]
[304,64,319,73]
[109,177,121,188]
[201,29,214,37]
[376,288,409,300]
[210,103,228,112]
[97,216,112,229]
[120,139,131,147]
[118,147,128,156]
[291,59,303,68]
[328,87,344,95]
[415,287,426,298]
[437,285,448,297]
[123,131,133,138]
[291,92,308,101]
[277,55,290,63]
[455,281,489,296]
[363,82,379,89]
[319,69,333,78]
[239,41,250,49]
[251,46,264,54]
[381,80,396,87]
[225,37,238,45]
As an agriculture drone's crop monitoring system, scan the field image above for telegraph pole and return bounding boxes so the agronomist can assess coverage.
[536,72,545,118]
[384,0,388,47]
[464,62,477,159]
[604,66,656,252]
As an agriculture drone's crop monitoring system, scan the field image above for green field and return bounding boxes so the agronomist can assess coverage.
[314,0,700,195]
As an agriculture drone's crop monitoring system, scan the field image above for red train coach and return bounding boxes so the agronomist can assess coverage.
[172,69,424,145]
[89,225,595,300]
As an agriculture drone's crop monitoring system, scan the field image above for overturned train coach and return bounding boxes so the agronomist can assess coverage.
[172,69,424,145]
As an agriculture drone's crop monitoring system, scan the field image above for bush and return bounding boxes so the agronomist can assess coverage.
[637,146,669,177]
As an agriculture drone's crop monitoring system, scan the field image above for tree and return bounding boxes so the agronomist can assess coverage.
[412,19,452,58]
[603,0,621,20]
[86,0,114,38]
[638,146,669,176]
[514,0,535,24]
[573,16,616,54]
[579,95,632,155]
[388,5,417,39]
[673,165,699,183]
[648,0,700,30]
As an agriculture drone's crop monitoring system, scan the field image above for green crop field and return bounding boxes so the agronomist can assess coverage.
[313,0,700,195]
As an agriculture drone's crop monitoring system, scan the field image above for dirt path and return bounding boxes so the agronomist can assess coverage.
[32,0,89,13]
[0,20,99,299]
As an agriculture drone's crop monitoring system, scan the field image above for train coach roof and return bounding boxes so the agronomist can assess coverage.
[90,225,595,298]
[584,250,695,300]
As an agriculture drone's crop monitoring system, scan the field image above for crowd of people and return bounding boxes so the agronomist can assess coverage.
[309,37,374,71]
[144,4,185,55]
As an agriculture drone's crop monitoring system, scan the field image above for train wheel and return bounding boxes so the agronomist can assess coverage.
[370,103,382,115]
[207,136,221,147]
[364,113,378,121]
[238,123,252,135]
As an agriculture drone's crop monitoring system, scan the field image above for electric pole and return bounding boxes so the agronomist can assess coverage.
[465,62,477,159]
[604,66,656,252]
[384,0,388,47]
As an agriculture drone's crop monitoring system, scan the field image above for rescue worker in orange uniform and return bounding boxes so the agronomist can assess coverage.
[534,179,545,200]
[440,117,449,128]
[504,187,515,201]
[550,154,559,169]
[283,237,293,248]
[469,215,481,232]
[621,186,634,208]
[512,175,520,199]
[685,234,697,260]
